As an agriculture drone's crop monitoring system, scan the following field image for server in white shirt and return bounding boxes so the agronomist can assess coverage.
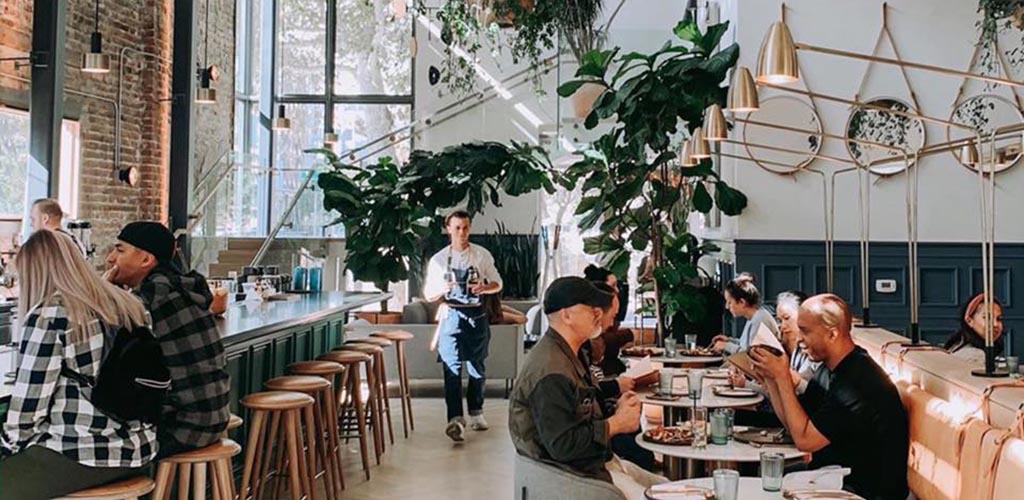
[424,211,503,442]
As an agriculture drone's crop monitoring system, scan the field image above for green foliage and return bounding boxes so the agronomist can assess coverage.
[559,18,747,328]
[309,141,558,303]
[473,222,540,299]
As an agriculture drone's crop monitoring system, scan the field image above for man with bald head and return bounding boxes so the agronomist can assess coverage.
[751,294,908,500]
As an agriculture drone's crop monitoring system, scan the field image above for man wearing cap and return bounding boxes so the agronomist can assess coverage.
[105,222,230,457]
[509,277,665,499]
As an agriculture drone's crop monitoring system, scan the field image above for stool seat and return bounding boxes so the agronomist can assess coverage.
[54,476,155,500]
[226,414,243,432]
[318,351,371,365]
[333,343,383,355]
[241,390,314,410]
[372,330,414,341]
[288,360,344,376]
[347,337,393,347]
[265,375,332,393]
[161,439,242,464]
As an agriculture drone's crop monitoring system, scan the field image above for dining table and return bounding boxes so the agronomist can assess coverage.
[637,368,764,426]
[635,431,807,480]
[644,477,865,500]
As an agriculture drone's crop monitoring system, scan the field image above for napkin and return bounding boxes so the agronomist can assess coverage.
[625,355,655,378]
[751,322,785,353]
[783,466,850,491]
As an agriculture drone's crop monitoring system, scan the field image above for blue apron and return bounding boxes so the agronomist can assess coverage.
[437,265,490,377]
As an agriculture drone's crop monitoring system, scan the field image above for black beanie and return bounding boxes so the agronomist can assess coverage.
[117,221,175,264]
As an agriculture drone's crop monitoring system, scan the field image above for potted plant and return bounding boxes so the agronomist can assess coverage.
[311,141,559,321]
[559,0,609,117]
[558,18,747,342]
[978,0,1024,47]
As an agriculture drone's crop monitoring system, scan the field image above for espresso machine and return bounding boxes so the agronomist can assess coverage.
[66,220,96,257]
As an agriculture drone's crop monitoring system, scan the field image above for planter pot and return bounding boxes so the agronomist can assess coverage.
[356,312,403,325]
[571,83,606,118]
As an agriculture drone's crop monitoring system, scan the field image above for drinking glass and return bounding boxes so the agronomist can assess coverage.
[760,452,785,491]
[664,338,678,358]
[722,408,735,440]
[687,369,705,400]
[659,370,674,395]
[691,407,708,449]
[1007,356,1020,378]
[710,409,730,445]
[684,334,698,350]
[713,469,740,500]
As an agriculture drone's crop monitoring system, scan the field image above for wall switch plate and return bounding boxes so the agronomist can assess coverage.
[875,279,898,294]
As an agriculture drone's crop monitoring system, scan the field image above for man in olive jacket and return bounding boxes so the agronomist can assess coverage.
[509,277,664,499]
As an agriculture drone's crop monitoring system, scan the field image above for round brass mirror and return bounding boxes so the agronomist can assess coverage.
[741,96,823,175]
[845,97,926,176]
[948,93,1024,174]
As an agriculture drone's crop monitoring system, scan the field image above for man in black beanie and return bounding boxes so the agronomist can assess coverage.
[106,221,229,457]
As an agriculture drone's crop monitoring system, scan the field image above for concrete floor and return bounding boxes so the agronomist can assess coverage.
[332,396,515,500]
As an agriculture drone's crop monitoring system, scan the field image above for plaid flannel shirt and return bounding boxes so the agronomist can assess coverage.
[1,297,158,467]
[138,267,230,449]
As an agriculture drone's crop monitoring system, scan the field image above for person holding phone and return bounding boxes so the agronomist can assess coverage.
[424,211,502,443]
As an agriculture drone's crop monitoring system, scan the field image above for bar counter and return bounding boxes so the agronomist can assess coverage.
[0,291,391,413]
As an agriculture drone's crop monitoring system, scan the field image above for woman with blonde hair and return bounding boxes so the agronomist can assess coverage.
[0,230,157,499]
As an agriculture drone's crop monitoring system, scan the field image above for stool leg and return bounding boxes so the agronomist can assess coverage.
[239,410,266,500]
[284,410,305,500]
[256,411,282,500]
[178,464,192,500]
[153,462,175,500]
[193,462,208,500]
[378,352,396,445]
[324,380,345,492]
[365,359,384,462]
[348,365,372,479]
[397,342,412,437]
[313,391,339,500]
[216,459,235,500]
[301,404,320,500]
[211,463,221,500]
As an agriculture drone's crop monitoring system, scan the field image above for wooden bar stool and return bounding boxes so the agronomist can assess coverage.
[371,329,415,437]
[316,351,374,480]
[222,413,244,438]
[238,391,317,500]
[265,375,339,500]
[331,343,386,460]
[345,337,396,445]
[54,476,155,500]
[287,361,346,491]
[151,439,241,500]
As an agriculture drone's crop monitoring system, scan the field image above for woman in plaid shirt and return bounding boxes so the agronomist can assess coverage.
[0,230,157,499]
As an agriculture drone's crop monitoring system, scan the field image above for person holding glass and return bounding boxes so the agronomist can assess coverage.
[711,273,779,355]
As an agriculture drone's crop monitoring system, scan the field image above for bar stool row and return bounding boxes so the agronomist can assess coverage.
[56,329,416,500]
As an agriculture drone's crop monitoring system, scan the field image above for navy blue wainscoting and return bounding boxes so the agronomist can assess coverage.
[731,240,1024,358]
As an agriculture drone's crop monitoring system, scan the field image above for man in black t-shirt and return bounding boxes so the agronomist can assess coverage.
[750,294,909,500]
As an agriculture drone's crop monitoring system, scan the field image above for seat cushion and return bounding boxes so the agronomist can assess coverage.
[992,437,1024,500]
[900,383,963,500]
[958,418,1011,500]
[402,300,440,324]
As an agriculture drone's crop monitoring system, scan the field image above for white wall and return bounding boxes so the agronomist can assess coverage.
[725,0,1024,243]
[413,1,714,234]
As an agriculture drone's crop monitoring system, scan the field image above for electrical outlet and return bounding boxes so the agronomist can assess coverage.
[875,279,897,294]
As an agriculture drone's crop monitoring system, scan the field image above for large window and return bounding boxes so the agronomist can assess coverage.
[270,0,414,237]
[0,106,81,221]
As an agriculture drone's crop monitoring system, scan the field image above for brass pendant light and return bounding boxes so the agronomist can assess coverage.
[727,67,759,113]
[272,104,291,131]
[756,21,799,84]
[961,141,981,166]
[704,104,728,141]
[681,140,697,167]
[324,131,339,147]
[82,0,111,74]
[690,127,711,159]
[195,0,217,104]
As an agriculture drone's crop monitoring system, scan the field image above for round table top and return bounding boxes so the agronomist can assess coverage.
[635,433,807,462]
[646,477,780,500]
[638,374,763,409]
[625,354,724,366]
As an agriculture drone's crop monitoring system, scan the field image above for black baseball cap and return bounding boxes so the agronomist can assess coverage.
[543,276,614,315]
[117,221,175,264]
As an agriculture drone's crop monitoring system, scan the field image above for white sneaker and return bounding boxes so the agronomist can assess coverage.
[468,414,489,431]
[445,418,466,442]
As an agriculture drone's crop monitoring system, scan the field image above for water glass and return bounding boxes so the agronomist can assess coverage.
[659,370,674,395]
[713,469,740,500]
[684,334,698,350]
[687,369,705,400]
[664,338,678,358]
[691,407,708,449]
[710,409,730,445]
[760,452,785,491]
[1007,356,1020,378]
[723,408,735,440]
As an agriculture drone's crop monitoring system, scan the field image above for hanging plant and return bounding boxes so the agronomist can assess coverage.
[431,0,501,96]
[977,0,1024,49]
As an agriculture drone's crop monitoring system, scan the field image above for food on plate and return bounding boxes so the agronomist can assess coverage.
[678,346,719,357]
[642,425,693,445]
[622,346,665,357]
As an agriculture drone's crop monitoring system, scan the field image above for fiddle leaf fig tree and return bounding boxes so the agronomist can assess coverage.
[310,142,559,311]
[558,18,747,340]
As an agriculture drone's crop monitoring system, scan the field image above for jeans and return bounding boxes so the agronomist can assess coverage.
[0,446,145,500]
[438,307,490,421]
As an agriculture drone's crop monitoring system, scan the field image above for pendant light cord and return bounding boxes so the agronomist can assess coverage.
[203,0,211,67]
[94,0,100,31]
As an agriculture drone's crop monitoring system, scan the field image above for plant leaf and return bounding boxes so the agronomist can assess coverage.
[692,182,713,213]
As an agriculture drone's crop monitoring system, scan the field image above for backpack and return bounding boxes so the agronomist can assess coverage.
[62,324,171,424]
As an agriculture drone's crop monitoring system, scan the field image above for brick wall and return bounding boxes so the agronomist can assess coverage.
[0,0,236,264]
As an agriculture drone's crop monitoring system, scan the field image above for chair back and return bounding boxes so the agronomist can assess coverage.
[513,453,626,500]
